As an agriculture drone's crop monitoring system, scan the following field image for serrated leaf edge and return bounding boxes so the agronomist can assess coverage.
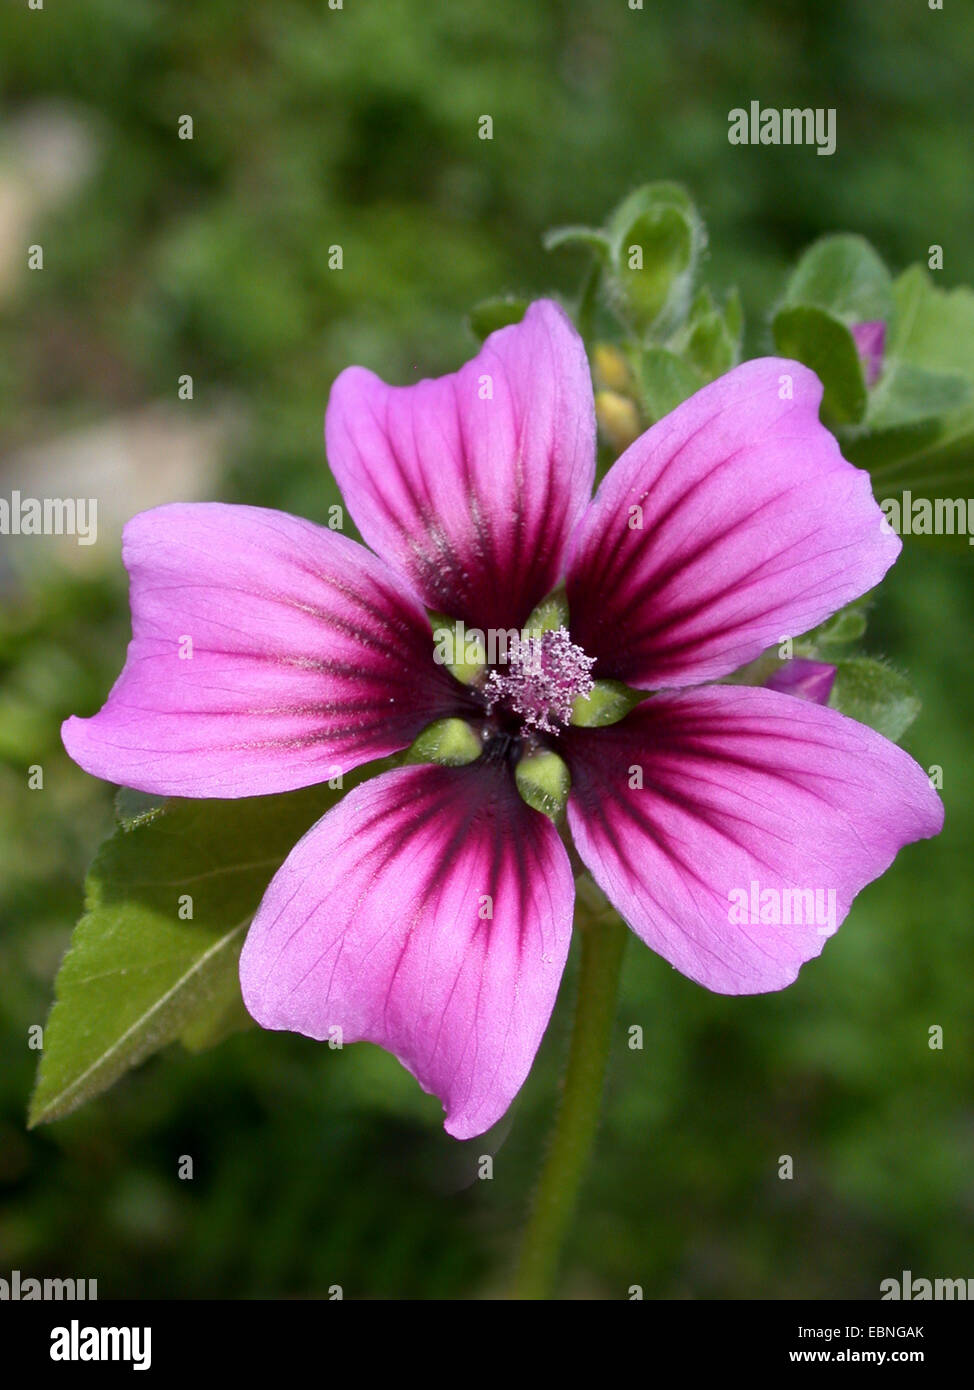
[28,916,251,1127]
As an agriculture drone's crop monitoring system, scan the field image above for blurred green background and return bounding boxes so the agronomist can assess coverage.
[1,0,972,1299]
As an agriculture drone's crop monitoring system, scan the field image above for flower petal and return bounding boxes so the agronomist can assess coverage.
[566,359,899,688]
[564,684,943,994]
[63,503,470,796]
[240,762,574,1139]
[325,299,596,630]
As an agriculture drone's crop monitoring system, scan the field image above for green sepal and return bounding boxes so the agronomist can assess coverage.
[404,718,483,768]
[515,749,571,821]
[603,182,706,339]
[571,678,646,728]
[634,346,703,422]
[522,590,569,638]
[827,657,921,743]
[429,611,487,685]
[679,285,742,381]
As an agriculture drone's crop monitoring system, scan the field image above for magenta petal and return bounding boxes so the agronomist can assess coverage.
[324,300,595,630]
[239,762,575,1139]
[62,503,469,797]
[566,359,900,689]
[764,657,836,705]
[564,685,943,994]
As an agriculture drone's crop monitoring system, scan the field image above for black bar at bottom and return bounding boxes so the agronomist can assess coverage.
[0,1297,966,1375]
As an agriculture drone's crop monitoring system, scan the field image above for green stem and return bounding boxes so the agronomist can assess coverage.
[576,259,602,344]
[511,905,627,1299]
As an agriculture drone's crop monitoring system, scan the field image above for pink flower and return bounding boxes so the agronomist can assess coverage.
[62,301,942,1139]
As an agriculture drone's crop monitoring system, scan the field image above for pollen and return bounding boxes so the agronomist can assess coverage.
[483,626,596,735]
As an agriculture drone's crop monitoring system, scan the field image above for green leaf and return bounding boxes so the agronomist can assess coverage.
[634,346,703,421]
[467,295,530,342]
[866,361,971,432]
[179,979,255,1053]
[885,265,974,379]
[845,416,945,476]
[772,304,867,425]
[29,767,385,1126]
[827,657,920,742]
[781,233,893,323]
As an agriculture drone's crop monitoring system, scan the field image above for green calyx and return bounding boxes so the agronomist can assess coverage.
[570,678,646,728]
[404,718,483,768]
[515,749,571,821]
[429,613,487,686]
[522,591,569,639]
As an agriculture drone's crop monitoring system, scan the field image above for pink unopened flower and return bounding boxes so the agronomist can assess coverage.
[765,657,837,705]
[63,301,942,1139]
[850,320,886,387]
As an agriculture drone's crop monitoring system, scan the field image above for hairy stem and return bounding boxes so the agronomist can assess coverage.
[511,901,627,1299]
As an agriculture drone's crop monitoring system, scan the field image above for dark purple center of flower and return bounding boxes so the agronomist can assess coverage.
[482,626,595,736]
